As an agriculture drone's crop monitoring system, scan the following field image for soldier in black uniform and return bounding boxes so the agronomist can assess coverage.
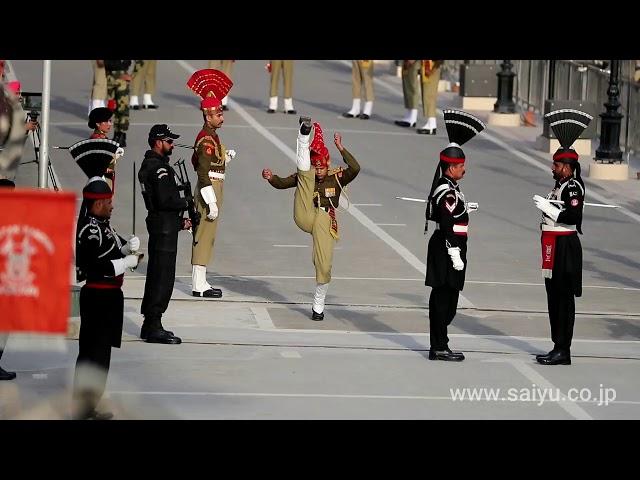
[425,109,485,361]
[138,124,191,344]
[73,174,142,420]
[533,109,592,366]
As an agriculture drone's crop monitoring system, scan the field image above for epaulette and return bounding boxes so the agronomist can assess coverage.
[195,135,217,150]
[328,167,343,177]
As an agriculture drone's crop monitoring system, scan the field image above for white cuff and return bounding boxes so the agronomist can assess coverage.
[111,258,126,276]
[200,185,217,205]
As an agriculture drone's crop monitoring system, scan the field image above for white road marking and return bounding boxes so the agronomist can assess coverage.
[175,60,475,310]
[106,390,640,407]
[250,307,275,330]
[486,358,592,419]
[129,273,640,293]
[280,351,302,359]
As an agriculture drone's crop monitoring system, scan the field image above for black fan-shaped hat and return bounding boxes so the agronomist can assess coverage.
[443,109,486,147]
[544,109,593,151]
[68,138,119,178]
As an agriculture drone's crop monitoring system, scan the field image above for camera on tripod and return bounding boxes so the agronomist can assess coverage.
[19,91,42,121]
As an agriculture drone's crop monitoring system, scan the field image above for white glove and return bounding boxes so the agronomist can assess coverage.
[111,255,139,276]
[114,147,125,160]
[120,235,140,255]
[466,202,478,213]
[207,202,219,221]
[533,195,561,221]
[447,247,465,271]
[225,149,236,164]
[200,185,218,220]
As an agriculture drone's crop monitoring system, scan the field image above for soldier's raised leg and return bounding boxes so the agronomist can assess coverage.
[293,121,315,233]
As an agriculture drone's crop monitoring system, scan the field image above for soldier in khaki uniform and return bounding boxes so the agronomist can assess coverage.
[262,120,360,320]
[208,60,234,110]
[186,68,235,297]
[130,60,158,110]
[343,60,374,119]
[267,60,296,114]
[416,60,443,134]
[394,60,421,127]
[89,60,107,114]
[394,60,443,134]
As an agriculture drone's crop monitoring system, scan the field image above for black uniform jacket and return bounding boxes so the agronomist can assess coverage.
[542,175,584,297]
[268,148,360,208]
[76,214,127,288]
[426,175,469,291]
[76,214,127,347]
[138,150,188,251]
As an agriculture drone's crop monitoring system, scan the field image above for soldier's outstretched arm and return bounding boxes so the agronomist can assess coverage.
[265,169,297,189]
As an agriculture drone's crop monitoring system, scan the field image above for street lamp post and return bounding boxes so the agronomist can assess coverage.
[494,60,516,113]
[595,60,623,163]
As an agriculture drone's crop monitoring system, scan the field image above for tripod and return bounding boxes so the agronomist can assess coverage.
[20,111,58,191]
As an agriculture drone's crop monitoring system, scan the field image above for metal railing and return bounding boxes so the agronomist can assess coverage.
[440,60,640,158]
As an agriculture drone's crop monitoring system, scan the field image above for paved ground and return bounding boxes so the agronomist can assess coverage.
[1,60,639,419]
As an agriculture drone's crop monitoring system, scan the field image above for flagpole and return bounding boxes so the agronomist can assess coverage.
[39,60,51,188]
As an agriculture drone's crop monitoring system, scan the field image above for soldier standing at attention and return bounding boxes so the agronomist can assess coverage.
[138,124,192,344]
[267,60,296,114]
[186,69,236,297]
[395,60,421,128]
[343,60,375,120]
[72,142,141,420]
[533,109,592,366]
[104,60,140,147]
[416,60,444,135]
[89,60,107,114]
[262,119,360,320]
[130,60,159,110]
[425,109,485,361]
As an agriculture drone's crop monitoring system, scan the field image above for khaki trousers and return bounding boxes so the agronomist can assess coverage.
[130,60,157,96]
[352,60,374,101]
[191,180,224,266]
[270,60,294,98]
[208,60,234,78]
[91,61,107,99]
[293,168,335,283]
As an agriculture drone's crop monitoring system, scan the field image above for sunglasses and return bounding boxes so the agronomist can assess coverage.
[162,138,174,144]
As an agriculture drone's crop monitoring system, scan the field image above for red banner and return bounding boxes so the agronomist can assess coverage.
[0,188,76,333]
